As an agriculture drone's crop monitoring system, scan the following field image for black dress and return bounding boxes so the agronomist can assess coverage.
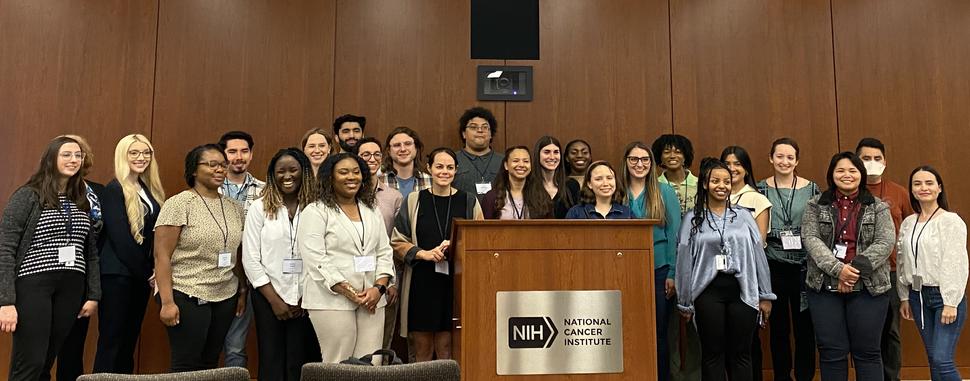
[407,189,469,332]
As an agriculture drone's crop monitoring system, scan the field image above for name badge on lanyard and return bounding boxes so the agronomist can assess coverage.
[282,258,303,274]
[833,244,848,260]
[715,255,728,271]
[58,246,76,267]
[475,182,492,194]
[781,231,802,250]
[218,250,233,268]
[354,256,376,273]
[435,260,450,275]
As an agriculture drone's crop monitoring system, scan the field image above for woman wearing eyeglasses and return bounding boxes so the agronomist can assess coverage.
[621,141,681,381]
[0,136,102,381]
[153,144,246,372]
[92,134,165,374]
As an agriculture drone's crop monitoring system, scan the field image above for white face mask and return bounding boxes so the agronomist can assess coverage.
[863,160,886,177]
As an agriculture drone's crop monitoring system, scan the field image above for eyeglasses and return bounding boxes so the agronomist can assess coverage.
[198,161,228,169]
[626,156,651,165]
[390,141,414,149]
[359,152,382,161]
[59,152,86,161]
[465,125,490,133]
[127,150,153,159]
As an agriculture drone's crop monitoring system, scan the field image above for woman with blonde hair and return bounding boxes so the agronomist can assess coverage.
[92,134,165,373]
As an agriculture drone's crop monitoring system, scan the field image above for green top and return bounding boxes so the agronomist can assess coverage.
[658,170,698,217]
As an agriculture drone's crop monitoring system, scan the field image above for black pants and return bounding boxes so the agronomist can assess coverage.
[9,271,85,381]
[165,290,238,372]
[767,261,816,381]
[252,288,321,381]
[808,288,888,381]
[94,274,151,373]
[694,273,759,381]
[49,315,89,381]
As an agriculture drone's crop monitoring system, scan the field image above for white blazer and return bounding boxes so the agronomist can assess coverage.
[298,200,395,310]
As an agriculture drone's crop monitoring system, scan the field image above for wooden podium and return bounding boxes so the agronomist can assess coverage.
[451,220,659,381]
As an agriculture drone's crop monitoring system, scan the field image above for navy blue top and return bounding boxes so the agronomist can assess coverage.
[565,202,633,220]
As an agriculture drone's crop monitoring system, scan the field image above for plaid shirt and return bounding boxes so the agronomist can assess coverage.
[379,169,432,195]
[220,172,266,218]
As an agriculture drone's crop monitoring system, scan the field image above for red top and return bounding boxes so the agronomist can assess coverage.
[866,180,914,270]
[834,191,861,263]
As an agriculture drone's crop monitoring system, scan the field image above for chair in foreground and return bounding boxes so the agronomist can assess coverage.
[300,360,460,381]
[76,367,250,381]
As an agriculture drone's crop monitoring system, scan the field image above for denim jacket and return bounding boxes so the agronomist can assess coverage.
[801,191,896,295]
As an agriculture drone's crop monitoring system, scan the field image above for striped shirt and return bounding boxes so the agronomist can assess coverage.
[19,195,91,277]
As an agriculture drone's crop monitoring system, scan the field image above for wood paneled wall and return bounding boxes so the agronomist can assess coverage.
[1,0,968,378]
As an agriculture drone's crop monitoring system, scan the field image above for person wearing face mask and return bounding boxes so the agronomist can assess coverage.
[333,114,367,154]
[564,161,632,219]
[652,134,702,381]
[299,153,395,363]
[483,146,553,220]
[242,149,322,380]
[381,127,432,199]
[676,158,774,381]
[391,148,483,362]
[0,136,101,381]
[802,152,895,381]
[755,138,819,381]
[896,166,967,381]
[92,134,165,374]
[301,127,336,178]
[855,138,913,381]
[453,107,503,201]
[621,141,681,381]
[356,137,405,350]
[154,144,246,372]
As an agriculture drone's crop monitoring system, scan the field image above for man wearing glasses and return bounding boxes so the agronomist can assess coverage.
[453,107,503,201]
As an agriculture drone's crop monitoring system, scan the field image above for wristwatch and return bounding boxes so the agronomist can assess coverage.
[375,284,387,295]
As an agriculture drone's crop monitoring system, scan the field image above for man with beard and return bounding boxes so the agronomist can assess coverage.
[333,114,366,154]
[217,131,265,370]
[453,107,503,201]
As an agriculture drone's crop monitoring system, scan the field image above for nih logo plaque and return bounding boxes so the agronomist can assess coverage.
[496,290,623,375]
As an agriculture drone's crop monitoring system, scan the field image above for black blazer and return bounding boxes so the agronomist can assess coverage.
[97,179,160,279]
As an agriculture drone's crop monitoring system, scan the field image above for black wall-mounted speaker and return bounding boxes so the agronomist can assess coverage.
[470,0,539,60]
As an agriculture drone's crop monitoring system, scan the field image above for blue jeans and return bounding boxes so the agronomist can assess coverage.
[909,287,967,381]
[223,291,253,368]
[655,265,672,381]
[807,288,888,381]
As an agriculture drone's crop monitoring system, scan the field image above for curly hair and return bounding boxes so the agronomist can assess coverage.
[690,158,738,238]
[316,152,376,209]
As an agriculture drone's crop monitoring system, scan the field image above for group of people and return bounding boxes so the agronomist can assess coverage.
[0,105,965,381]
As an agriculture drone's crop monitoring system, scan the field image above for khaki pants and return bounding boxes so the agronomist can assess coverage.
[309,307,385,364]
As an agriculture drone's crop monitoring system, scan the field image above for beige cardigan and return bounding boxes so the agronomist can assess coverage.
[390,188,483,337]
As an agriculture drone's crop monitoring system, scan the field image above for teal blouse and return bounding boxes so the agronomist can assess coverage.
[626,183,682,279]
[756,180,819,264]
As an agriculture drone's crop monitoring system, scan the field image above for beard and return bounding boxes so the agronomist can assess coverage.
[339,139,358,154]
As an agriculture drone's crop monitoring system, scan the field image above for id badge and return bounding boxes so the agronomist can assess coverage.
[913,274,923,292]
[475,182,492,194]
[715,255,728,271]
[435,260,450,275]
[833,244,848,259]
[354,256,377,273]
[781,231,802,250]
[282,258,303,274]
[217,251,233,268]
[57,246,76,267]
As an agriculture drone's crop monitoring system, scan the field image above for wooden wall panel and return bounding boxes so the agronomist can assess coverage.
[0,1,157,375]
[332,0,505,154]
[670,0,839,183]
[0,0,157,208]
[151,0,336,195]
[506,0,673,166]
[832,1,970,376]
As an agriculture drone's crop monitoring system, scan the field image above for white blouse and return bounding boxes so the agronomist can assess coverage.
[896,211,969,306]
[242,199,303,305]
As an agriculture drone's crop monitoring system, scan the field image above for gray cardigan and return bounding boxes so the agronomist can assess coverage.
[0,187,101,305]
[801,191,895,295]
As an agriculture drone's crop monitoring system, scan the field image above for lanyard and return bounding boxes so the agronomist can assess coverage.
[194,190,229,250]
[772,175,797,227]
[508,195,525,220]
[430,189,454,240]
[910,207,940,271]
[833,200,861,245]
[461,150,494,182]
[60,199,74,247]
[707,206,730,252]
[287,207,300,259]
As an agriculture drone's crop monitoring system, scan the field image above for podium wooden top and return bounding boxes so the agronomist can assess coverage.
[452,219,660,251]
